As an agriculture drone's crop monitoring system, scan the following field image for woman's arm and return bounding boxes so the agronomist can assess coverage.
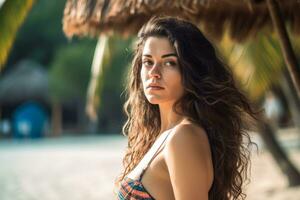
[165,124,213,200]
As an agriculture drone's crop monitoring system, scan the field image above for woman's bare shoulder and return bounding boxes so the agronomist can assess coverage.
[166,121,210,149]
[165,120,213,168]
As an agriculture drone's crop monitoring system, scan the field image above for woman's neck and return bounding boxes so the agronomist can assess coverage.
[158,103,186,134]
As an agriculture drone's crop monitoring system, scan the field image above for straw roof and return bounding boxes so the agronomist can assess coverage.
[0,60,49,104]
[63,0,300,41]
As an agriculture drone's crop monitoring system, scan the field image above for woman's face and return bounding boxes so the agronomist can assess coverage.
[140,36,184,105]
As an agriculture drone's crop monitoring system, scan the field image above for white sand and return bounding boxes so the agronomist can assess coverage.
[245,128,300,200]
[0,128,299,200]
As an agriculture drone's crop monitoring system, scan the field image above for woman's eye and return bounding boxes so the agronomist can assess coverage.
[164,61,177,66]
[142,60,153,66]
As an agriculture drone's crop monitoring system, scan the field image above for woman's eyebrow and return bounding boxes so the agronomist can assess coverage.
[142,53,178,58]
[162,53,177,58]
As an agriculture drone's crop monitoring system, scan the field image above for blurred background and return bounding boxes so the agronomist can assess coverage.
[1,0,300,199]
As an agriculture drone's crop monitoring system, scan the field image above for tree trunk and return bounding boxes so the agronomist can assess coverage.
[266,0,300,100]
[86,35,108,123]
[280,69,300,131]
[0,107,2,138]
[51,101,62,137]
[257,119,300,186]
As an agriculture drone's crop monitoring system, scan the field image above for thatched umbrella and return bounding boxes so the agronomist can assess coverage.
[62,0,300,39]
[63,0,300,99]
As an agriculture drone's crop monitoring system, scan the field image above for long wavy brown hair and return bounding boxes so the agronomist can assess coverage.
[114,16,261,200]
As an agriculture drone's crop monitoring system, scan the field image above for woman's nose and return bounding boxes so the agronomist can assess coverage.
[149,63,161,78]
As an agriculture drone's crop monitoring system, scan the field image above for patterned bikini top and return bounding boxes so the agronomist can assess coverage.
[117,129,173,200]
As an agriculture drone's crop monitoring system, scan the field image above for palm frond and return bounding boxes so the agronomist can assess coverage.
[219,31,284,101]
[0,0,35,69]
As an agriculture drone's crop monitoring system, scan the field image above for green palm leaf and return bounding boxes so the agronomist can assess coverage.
[0,0,35,69]
[219,32,284,101]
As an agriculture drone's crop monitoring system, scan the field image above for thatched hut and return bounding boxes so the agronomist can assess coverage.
[0,60,50,104]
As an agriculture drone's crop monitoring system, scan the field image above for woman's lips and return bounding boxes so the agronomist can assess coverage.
[147,86,164,90]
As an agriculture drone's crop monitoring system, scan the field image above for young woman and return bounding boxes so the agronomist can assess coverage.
[115,16,260,200]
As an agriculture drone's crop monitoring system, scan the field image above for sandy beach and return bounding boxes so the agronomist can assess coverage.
[245,127,300,200]
[0,127,299,200]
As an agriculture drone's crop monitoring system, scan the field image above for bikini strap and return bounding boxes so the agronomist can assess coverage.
[139,129,173,181]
